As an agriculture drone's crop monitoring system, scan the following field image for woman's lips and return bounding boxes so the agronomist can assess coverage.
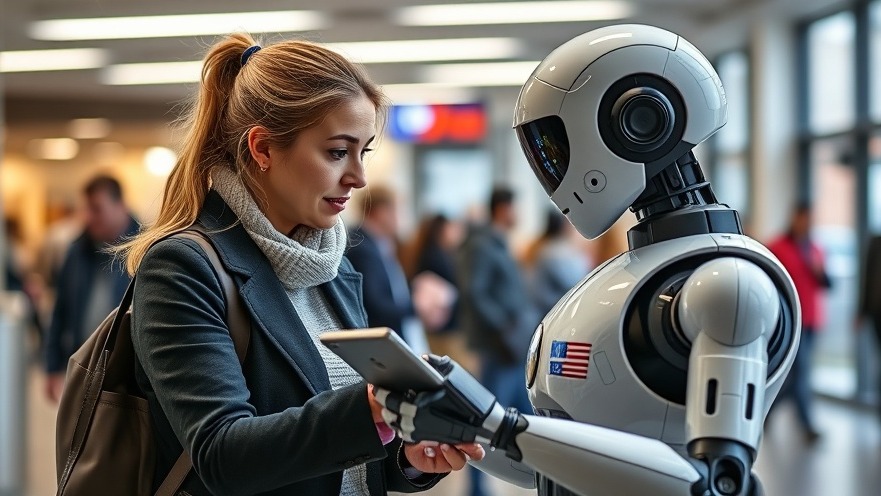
[324,197,349,212]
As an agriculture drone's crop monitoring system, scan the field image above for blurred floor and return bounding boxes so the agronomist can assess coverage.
[25,364,880,496]
[25,366,56,496]
[756,399,881,496]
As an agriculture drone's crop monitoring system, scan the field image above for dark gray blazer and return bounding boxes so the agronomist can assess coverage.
[456,225,537,365]
[132,191,438,496]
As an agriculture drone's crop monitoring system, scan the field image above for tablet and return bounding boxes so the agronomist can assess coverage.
[320,328,444,391]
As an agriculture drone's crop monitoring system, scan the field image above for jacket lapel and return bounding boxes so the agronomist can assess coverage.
[196,191,332,395]
[320,259,368,331]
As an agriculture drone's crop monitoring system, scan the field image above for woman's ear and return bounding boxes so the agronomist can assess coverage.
[247,126,272,172]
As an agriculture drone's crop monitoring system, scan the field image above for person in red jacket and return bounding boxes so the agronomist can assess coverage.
[767,202,831,442]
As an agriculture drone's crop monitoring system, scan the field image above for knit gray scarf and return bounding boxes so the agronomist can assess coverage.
[211,166,346,290]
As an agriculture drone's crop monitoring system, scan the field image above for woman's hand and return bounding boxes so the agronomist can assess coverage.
[403,442,485,474]
[367,384,386,424]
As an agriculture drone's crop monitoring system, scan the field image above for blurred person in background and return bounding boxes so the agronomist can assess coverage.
[766,202,830,442]
[4,217,45,356]
[522,209,593,318]
[44,175,138,402]
[457,186,537,496]
[33,201,82,350]
[38,201,81,288]
[121,35,478,495]
[857,233,881,418]
[402,214,471,366]
[348,185,428,354]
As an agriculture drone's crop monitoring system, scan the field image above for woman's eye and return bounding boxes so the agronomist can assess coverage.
[360,148,374,159]
[329,149,347,160]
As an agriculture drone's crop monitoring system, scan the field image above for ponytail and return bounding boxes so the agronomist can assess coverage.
[119,34,258,274]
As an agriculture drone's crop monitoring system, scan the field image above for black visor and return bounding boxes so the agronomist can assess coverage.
[515,115,570,195]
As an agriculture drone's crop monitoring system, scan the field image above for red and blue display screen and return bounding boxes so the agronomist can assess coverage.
[388,104,486,143]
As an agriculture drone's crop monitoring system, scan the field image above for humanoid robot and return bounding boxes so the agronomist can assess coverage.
[376,24,799,496]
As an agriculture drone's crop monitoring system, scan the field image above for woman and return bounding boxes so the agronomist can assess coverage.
[122,34,482,495]
[403,214,461,334]
[522,210,592,318]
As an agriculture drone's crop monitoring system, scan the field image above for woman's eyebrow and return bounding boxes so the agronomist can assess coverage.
[327,134,359,143]
[327,134,376,146]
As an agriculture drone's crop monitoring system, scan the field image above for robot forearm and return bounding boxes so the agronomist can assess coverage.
[511,415,702,496]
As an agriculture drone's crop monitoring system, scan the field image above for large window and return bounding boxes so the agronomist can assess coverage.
[808,137,859,398]
[869,3,881,121]
[710,50,751,219]
[798,1,881,404]
[807,12,856,135]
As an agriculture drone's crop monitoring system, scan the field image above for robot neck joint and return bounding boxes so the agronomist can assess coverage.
[628,152,743,250]
[632,151,716,218]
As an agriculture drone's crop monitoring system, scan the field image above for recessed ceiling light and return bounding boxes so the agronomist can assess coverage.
[29,11,328,41]
[144,147,177,176]
[28,138,79,160]
[0,48,107,73]
[69,118,112,139]
[395,1,634,26]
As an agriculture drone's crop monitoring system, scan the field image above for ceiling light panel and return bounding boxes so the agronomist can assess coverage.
[395,1,634,26]
[103,37,527,85]
[420,61,540,86]
[29,11,328,41]
[28,138,79,160]
[381,84,480,104]
[327,38,523,63]
[103,61,202,85]
[0,48,107,72]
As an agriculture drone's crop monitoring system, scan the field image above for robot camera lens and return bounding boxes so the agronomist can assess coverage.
[621,95,669,144]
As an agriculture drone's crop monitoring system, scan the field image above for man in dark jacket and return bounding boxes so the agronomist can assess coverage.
[45,175,139,401]
[456,187,537,496]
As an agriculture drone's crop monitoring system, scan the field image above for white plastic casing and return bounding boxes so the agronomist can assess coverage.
[526,234,800,454]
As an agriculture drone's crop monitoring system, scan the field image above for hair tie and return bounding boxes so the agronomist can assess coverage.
[241,45,262,67]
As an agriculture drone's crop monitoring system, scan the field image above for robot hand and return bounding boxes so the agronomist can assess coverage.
[374,355,524,451]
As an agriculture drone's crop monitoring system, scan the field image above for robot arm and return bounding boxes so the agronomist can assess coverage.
[677,257,781,496]
[376,357,703,495]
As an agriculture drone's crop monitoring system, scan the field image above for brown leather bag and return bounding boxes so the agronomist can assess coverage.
[55,231,250,496]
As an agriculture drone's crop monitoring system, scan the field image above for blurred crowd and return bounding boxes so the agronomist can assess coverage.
[8,174,881,495]
[3,177,598,496]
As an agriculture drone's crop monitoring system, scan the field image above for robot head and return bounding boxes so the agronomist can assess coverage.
[514,24,727,239]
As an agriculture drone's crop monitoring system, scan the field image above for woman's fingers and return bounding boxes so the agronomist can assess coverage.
[439,444,468,471]
[453,443,486,461]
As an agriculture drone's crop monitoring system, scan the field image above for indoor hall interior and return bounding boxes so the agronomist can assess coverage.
[3,0,881,495]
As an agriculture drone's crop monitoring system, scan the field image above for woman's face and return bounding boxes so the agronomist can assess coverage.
[256,94,376,233]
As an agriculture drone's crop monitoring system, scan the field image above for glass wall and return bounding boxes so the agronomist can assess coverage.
[807,12,856,135]
[711,50,751,219]
[799,1,881,404]
[809,136,858,397]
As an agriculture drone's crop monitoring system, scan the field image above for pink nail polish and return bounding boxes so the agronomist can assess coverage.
[424,447,436,458]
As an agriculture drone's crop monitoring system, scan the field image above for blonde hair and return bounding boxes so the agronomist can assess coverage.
[120,33,388,274]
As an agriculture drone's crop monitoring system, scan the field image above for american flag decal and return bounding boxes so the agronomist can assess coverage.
[549,340,591,379]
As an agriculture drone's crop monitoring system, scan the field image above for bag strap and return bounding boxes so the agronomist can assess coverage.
[154,230,250,496]
[176,230,250,362]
